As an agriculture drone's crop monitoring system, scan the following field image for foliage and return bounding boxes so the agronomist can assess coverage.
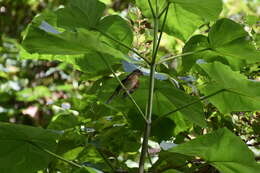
[0,0,259,173]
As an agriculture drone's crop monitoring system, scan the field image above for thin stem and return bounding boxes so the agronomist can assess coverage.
[28,140,82,168]
[148,0,156,19]
[158,2,170,18]
[100,54,148,123]
[147,151,153,166]
[153,89,226,125]
[96,148,115,171]
[157,48,209,64]
[154,3,169,62]
[97,29,150,65]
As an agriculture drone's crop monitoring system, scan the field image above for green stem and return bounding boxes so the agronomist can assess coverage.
[100,54,148,123]
[158,3,171,18]
[97,29,150,65]
[139,0,168,172]
[154,3,169,62]
[28,140,82,168]
[138,64,156,173]
[157,48,209,64]
[148,0,156,19]
[153,89,226,125]
[96,148,115,172]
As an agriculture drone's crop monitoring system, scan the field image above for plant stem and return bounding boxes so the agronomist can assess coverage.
[148,0,156,19]
[139,0,169,172]
[28,140,82,168]
[154,3,169,60]
[138,64,156,173]
[157,48,209,64]
[100,54,148,123]
[97,29,150,65]
[153,89,226,125]
[96,148,115,172]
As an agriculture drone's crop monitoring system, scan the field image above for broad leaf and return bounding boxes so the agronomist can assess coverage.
[97,15,133,53]
[181,18,260,72]
[22,25,125,58]
[199,62,260,113]
[0,122,60,173]
[169,0,222,21]
[209,18,260,64]
[21,4,133,76]
[56,0,106,30]
[137,0,222,40]
[130,78,206,127]
[48,113,80,130]
[169,128,260,173]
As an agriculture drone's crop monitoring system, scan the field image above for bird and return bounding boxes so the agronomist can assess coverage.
[106,69,143,104]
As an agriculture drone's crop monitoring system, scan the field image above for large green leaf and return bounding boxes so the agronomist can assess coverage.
[22,25,125,58]
[56,0,106,30]
[181,18,260,72]
[0,122,60,173]
[130,78,206,127]
[199,62,260,113]
[97,15,133,53]
[169,0,222,21]
[21,2,133,76]
[209,18,260,63]
[169,128,260,173]
[137,0,222,40]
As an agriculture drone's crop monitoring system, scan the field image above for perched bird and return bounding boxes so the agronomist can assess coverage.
[106,69,143,104]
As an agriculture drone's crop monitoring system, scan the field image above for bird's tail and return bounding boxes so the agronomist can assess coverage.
[105,90,119,104]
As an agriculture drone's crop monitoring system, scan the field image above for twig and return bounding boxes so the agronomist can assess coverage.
[96,29,150,65]
[96,148,115,172]
[153,89,226,125]
[27,140,82,168]
[157,48,209,64]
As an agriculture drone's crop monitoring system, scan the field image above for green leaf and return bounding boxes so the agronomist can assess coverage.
[169,128,260,173]
[198,62,260,113]
[21,8,133,77]
[164,3,204,41]
[137,0,222,40]
[181,19,260,72]
[209,18,260,63]
[97,15,133,53]
[22,25,125,58]
[169,0,222,21]
[0,122,60,173]
[155,81,206,127]
[74,167,100,173]
[48,113,80,130]
[246,15,259,26]
[56,0,106,30]
[132,79,206,127]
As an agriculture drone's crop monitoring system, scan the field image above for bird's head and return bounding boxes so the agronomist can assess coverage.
[132,69,143,76]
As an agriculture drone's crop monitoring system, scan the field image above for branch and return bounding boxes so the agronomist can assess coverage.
[148,0,156,19]
[96,29,150,65]
[100,54,148,123]
[157,48,209,64]
[96,148,115,172]
[153,89,226,125]
[27,140,82,168]
[154,3,169,61]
